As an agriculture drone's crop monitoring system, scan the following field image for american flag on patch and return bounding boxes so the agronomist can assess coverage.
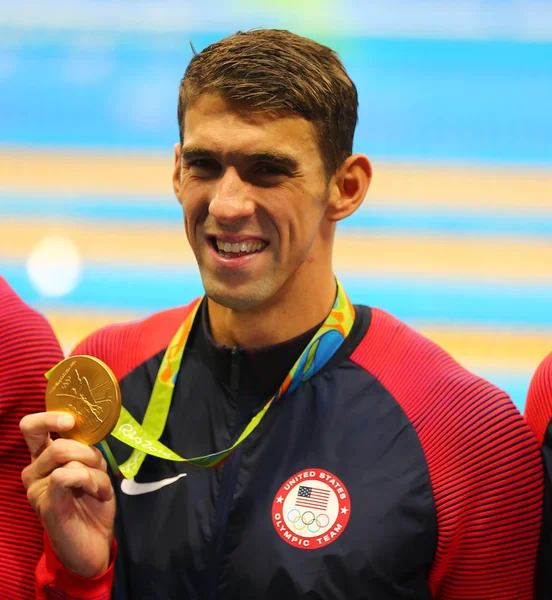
[295,485,331,510]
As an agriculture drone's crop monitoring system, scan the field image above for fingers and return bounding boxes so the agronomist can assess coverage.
[20,411,75,459]
[26,461,114,515]
[49,465,114,503]
[22,438,106,489]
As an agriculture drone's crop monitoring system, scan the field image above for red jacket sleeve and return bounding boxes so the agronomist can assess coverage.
[36,536,116,600]
[351,308,544,599]
[0,278,64,600]
[525,352,552,600]
[525,352,552,447]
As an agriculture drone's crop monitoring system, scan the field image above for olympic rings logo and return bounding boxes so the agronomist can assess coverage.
[287,508,330,534]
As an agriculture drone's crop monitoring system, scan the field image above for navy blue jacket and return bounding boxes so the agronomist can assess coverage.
[42,299,544,599]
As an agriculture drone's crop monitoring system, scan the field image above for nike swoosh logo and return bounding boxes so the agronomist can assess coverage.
[120,473,188,496]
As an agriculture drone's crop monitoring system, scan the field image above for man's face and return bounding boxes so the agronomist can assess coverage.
[174,93,332,311]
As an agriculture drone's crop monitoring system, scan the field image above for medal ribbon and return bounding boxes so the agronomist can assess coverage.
[97,280,354,478]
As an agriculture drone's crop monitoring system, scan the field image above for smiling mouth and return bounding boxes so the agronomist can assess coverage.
[209,237,268,258]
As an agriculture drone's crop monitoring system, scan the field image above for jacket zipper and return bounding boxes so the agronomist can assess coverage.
[207,348,246,600]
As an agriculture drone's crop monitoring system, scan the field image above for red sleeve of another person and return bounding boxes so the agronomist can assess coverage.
[0,278,64,600]
[525,352,552,600]
[525,352,552,448]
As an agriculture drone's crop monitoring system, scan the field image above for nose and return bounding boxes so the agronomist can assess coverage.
[208,168,255,224]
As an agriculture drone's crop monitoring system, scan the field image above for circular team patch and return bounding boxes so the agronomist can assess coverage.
[271,468,351,550]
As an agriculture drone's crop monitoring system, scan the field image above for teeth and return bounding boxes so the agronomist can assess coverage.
[216,239,266,254]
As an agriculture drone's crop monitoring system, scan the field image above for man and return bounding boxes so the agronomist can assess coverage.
[0,276,64,599]
[21,29,544,599]
[526,353,552,599]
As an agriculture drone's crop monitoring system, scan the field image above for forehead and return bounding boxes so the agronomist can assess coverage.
[182,94,321,162]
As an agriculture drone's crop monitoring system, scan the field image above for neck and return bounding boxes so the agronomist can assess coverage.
[207,272,337,348]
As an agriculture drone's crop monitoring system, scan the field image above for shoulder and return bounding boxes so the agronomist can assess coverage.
[351,309,543,596]
[71,299,201,381]
[351,306,492,400]
[1,276,49,331]
[0,276,62,354]
[525,352,552,446]
[350,307,537,454]
[0,277,63,420]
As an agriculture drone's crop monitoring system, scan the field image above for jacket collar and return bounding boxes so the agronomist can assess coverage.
[189,298,370,409]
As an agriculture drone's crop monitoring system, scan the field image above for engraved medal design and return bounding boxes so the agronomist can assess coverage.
[45,355,122,445]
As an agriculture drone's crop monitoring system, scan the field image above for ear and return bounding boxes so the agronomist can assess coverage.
[326,154,372,222]
[173,142,182,203]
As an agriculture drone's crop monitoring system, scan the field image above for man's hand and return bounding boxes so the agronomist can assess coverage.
[20,411,116,578]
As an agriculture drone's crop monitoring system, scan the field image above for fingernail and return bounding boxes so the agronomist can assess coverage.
[57,414,74,428]
[101,457,107,471]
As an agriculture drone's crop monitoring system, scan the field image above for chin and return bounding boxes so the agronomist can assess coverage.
[203,282,268,311]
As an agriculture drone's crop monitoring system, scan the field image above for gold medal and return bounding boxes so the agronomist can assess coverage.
[45,355,122,446]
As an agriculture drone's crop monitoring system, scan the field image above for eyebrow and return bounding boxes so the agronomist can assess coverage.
[180,146,300,171]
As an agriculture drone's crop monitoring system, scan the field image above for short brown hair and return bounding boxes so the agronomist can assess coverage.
[178,29,358,177]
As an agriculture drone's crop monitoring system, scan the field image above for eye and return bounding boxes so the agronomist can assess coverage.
[186,158,221,176]
[254,163,287,176]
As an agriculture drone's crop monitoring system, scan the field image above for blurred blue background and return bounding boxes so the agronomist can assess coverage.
[1,0,551,409]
